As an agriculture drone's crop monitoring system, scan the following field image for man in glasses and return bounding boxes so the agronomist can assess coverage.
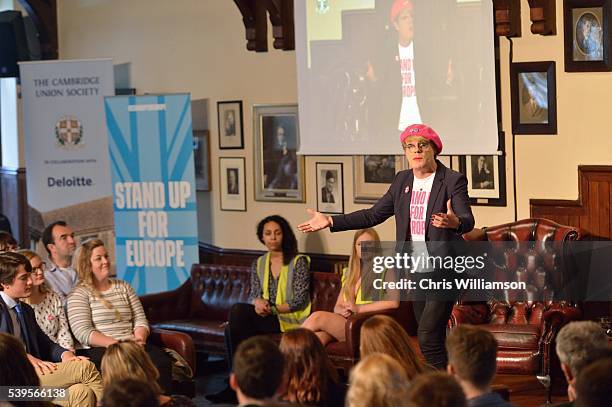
[299,123,474,369]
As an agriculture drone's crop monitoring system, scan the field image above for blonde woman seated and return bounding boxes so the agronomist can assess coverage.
[302,228,398,345]
[360,314,429,380]
[20,250,74,351]
[102,341,194,407]
[67,239,172,393]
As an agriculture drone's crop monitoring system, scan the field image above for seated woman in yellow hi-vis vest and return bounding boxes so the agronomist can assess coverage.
[225,215,311,366]
[302,228,398,345]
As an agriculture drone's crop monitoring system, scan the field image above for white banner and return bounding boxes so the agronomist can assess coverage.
[20,59,115,251]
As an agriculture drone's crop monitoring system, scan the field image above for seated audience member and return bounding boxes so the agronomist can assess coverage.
[67,239,172,393]
[360,314,429,380]
[302,228,398,345]
[101,341,194,406]
[407,372,467,407]
[42,221,79,306]
[574,356,612,407]
[20,250,74,350]
[101,378,160,407]
[0,332,54,407]
[279,328,344,406]
[346,353,411,407]
[446,325,513,406]
[0,252,103,407]
[554,321,609,405]
[211,216,310,403]
[229,336,286,406]
[0,231,17,252]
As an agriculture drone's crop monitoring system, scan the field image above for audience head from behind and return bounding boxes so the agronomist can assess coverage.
[256,215,298,265]
[555,320,609,402]
[346,353,411,407]
[407,372,466,407]
[0,251,33,299]
[0,332,39,387]
[445,324,510,405]
[0,231,18,252]
[42,220,76,263]
[230,336,285,405]
[574,356,612,407]
[360,314,427,380]
[279,328,340,406]
[101,378,160,407]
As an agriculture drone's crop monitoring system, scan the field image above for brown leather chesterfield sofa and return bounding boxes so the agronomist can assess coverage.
[454,218,584,395]
[148,328,196,397]
[140,264,415,371]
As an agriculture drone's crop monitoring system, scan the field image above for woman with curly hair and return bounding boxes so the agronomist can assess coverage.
[279,328,344,406]
[67,239,172,393]
[360,314,429,380]
[302,228,398,345]
[210,215,311,403]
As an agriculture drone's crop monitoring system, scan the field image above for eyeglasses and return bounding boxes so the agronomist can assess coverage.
[402,141,432,152]
[31,262,46,273]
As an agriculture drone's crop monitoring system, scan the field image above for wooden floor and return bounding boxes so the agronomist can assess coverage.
[493,374,569,407]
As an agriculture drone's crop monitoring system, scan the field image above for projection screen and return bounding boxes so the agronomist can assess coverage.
[295,0,499,155]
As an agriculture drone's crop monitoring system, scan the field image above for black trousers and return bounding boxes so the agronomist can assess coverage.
[77,343,173,394]
[225,302,280,369]
[412,300,455,370]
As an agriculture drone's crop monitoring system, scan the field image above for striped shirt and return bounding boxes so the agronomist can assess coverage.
[67,279,149,346]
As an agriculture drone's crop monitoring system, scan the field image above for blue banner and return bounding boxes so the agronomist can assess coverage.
[105,94,198,294]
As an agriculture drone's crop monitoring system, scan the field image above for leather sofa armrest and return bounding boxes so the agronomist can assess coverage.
[449,303,489,327]
[150,328,196,373]
[541,305,582,326]
[140,280,192,323]
[344,309,397,357]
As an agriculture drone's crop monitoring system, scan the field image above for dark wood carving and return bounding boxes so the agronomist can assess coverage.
[17,0,58,59]
[233,0,294,51]
[493,0,521,37]
[527,0,556,36]
[233,0,268,52]
[0,167,28,247]
[199,242,348,274]
[530,166,612,239]
[263,0,295,50]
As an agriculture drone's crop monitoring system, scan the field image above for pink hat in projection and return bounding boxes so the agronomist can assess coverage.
[400,124,443,154]
[390,0,413,23]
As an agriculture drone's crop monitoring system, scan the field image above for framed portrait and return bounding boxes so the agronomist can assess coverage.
[217,100,244,149]
[353,155,405,204]
[219,157,246,211]
[459,154,507,206]
[564,0,612,72]
[316,162,344,214]
[193,130,211,191]
[253,104,305,202]
[510,61,557,135]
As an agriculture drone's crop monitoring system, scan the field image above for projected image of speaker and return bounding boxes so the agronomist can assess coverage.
[0,10,31,78]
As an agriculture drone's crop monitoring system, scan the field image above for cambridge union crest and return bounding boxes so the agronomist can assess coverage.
[55,116,84,149]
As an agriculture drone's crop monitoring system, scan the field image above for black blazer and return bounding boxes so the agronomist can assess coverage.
[331,161,474,242]
[0,295,68,362]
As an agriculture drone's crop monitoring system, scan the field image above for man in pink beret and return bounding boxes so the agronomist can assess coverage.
[299,123,474,369]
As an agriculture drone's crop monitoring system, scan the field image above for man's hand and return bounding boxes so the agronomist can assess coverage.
[297,209,332,233]
[254,298,271,316]
[27,354,57,375]
[431,199,460,230]
[61,351,89,363]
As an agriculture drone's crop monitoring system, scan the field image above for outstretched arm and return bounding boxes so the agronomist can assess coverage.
[297,208,333,233]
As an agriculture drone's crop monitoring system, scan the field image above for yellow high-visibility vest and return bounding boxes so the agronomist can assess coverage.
[257,253,311,332]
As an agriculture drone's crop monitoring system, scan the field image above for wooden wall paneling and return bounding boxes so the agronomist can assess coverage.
[530,166,612,239]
